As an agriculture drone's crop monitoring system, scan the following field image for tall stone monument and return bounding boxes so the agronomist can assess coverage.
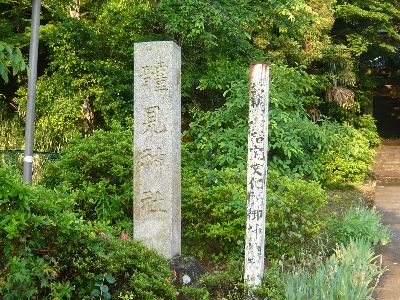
[133,41,181,259]
[244,63,270,286]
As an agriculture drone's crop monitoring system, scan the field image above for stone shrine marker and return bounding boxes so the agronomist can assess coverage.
[133,41,181,259]
[244,63,270,286]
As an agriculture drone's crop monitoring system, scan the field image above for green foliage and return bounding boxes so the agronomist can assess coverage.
[91,273,116,300]
[40,127,133,230]
[0,165,176,299]
[13,17,136,149]
[327,206,390,246]
[267,171,328,257]
[182,167,247,259]
[182,167,328,260]
[184,64,324,176]
[0,41,26,83]
[331,0,400,113]
[353,114,381,147]
[334,0,400,58]
[75,238,177,299]
[0,164,95,299]
[285,239,384,300]
[0,116,24,150]
[93,0,158,64]
[315,124,375,185]
[184,63,375,185]
[181,259,285,299]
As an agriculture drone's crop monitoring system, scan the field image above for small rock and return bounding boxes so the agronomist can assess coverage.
[170,256,206,288]
[182,274,191,285]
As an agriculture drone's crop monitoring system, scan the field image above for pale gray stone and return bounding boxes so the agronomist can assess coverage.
[133,41,181,259]
[244,63,270,286]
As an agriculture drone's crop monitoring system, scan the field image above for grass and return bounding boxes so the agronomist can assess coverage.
[285,239,385,300]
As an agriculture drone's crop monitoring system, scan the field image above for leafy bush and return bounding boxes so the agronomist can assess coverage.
[353,114,380,147]
[267,172,328,257]
[183,64,375,186]
[41,128,133,230]
[315,124,375,185]
[182,167,328,260]
[0,41,26,83]
[180,259,285,300]
[182,167,247,259]
[285,239,384,300]
[327,206,389,246]
[183,64,325,178]
[0,165,176,299]
[0,165,90,299]
[73,238,177,299]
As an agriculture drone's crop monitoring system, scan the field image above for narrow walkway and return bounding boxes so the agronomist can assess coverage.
[373,139,400,299]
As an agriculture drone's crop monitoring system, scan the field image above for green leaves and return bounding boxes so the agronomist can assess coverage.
[0,41,26,83]
[91,273,115,300]
[182,167,329,260]
[40,128,133,229]
[285,239,385,299]
[327,206,390,246]
[0,165,177,299]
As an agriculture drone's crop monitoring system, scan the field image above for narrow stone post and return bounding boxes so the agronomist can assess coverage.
[133,41,181,259]
[244,63,270,286]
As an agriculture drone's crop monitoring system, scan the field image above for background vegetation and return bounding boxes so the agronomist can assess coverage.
[1,0,397,298]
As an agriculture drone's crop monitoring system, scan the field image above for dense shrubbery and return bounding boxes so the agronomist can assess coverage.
[182,167,247,259]
[182,167,328,260]
[267,172,328,257]
[354,114,381,147]
[0,0,391,298]
[184,64,377,186]
[0,165,176,299]
[37,129,330,262]
[315,124,375,185]
[40,127,133,231]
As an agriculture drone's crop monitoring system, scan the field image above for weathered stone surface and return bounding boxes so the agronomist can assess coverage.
[244,63,270,286]
[373,140,400,300]
[133,41,181,259]
[171,256,206,288]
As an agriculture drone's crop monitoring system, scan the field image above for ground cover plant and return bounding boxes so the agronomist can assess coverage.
[179,198,389,299]
[0,165,177,299]
[285,205,389,300]
[285,239,384,300]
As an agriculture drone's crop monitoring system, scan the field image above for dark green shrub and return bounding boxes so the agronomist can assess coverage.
[0,165,91,299]
[73,238,177,299]
[40,127,133,230]
[182,167,247,260]
[180,259,285,299]
[267,172,328,257]
[0,165,176,299]
[182,167,328,260]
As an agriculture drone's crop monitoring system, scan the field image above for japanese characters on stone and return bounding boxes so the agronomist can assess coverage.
[133,41,181,259]
[244,63,270,286]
